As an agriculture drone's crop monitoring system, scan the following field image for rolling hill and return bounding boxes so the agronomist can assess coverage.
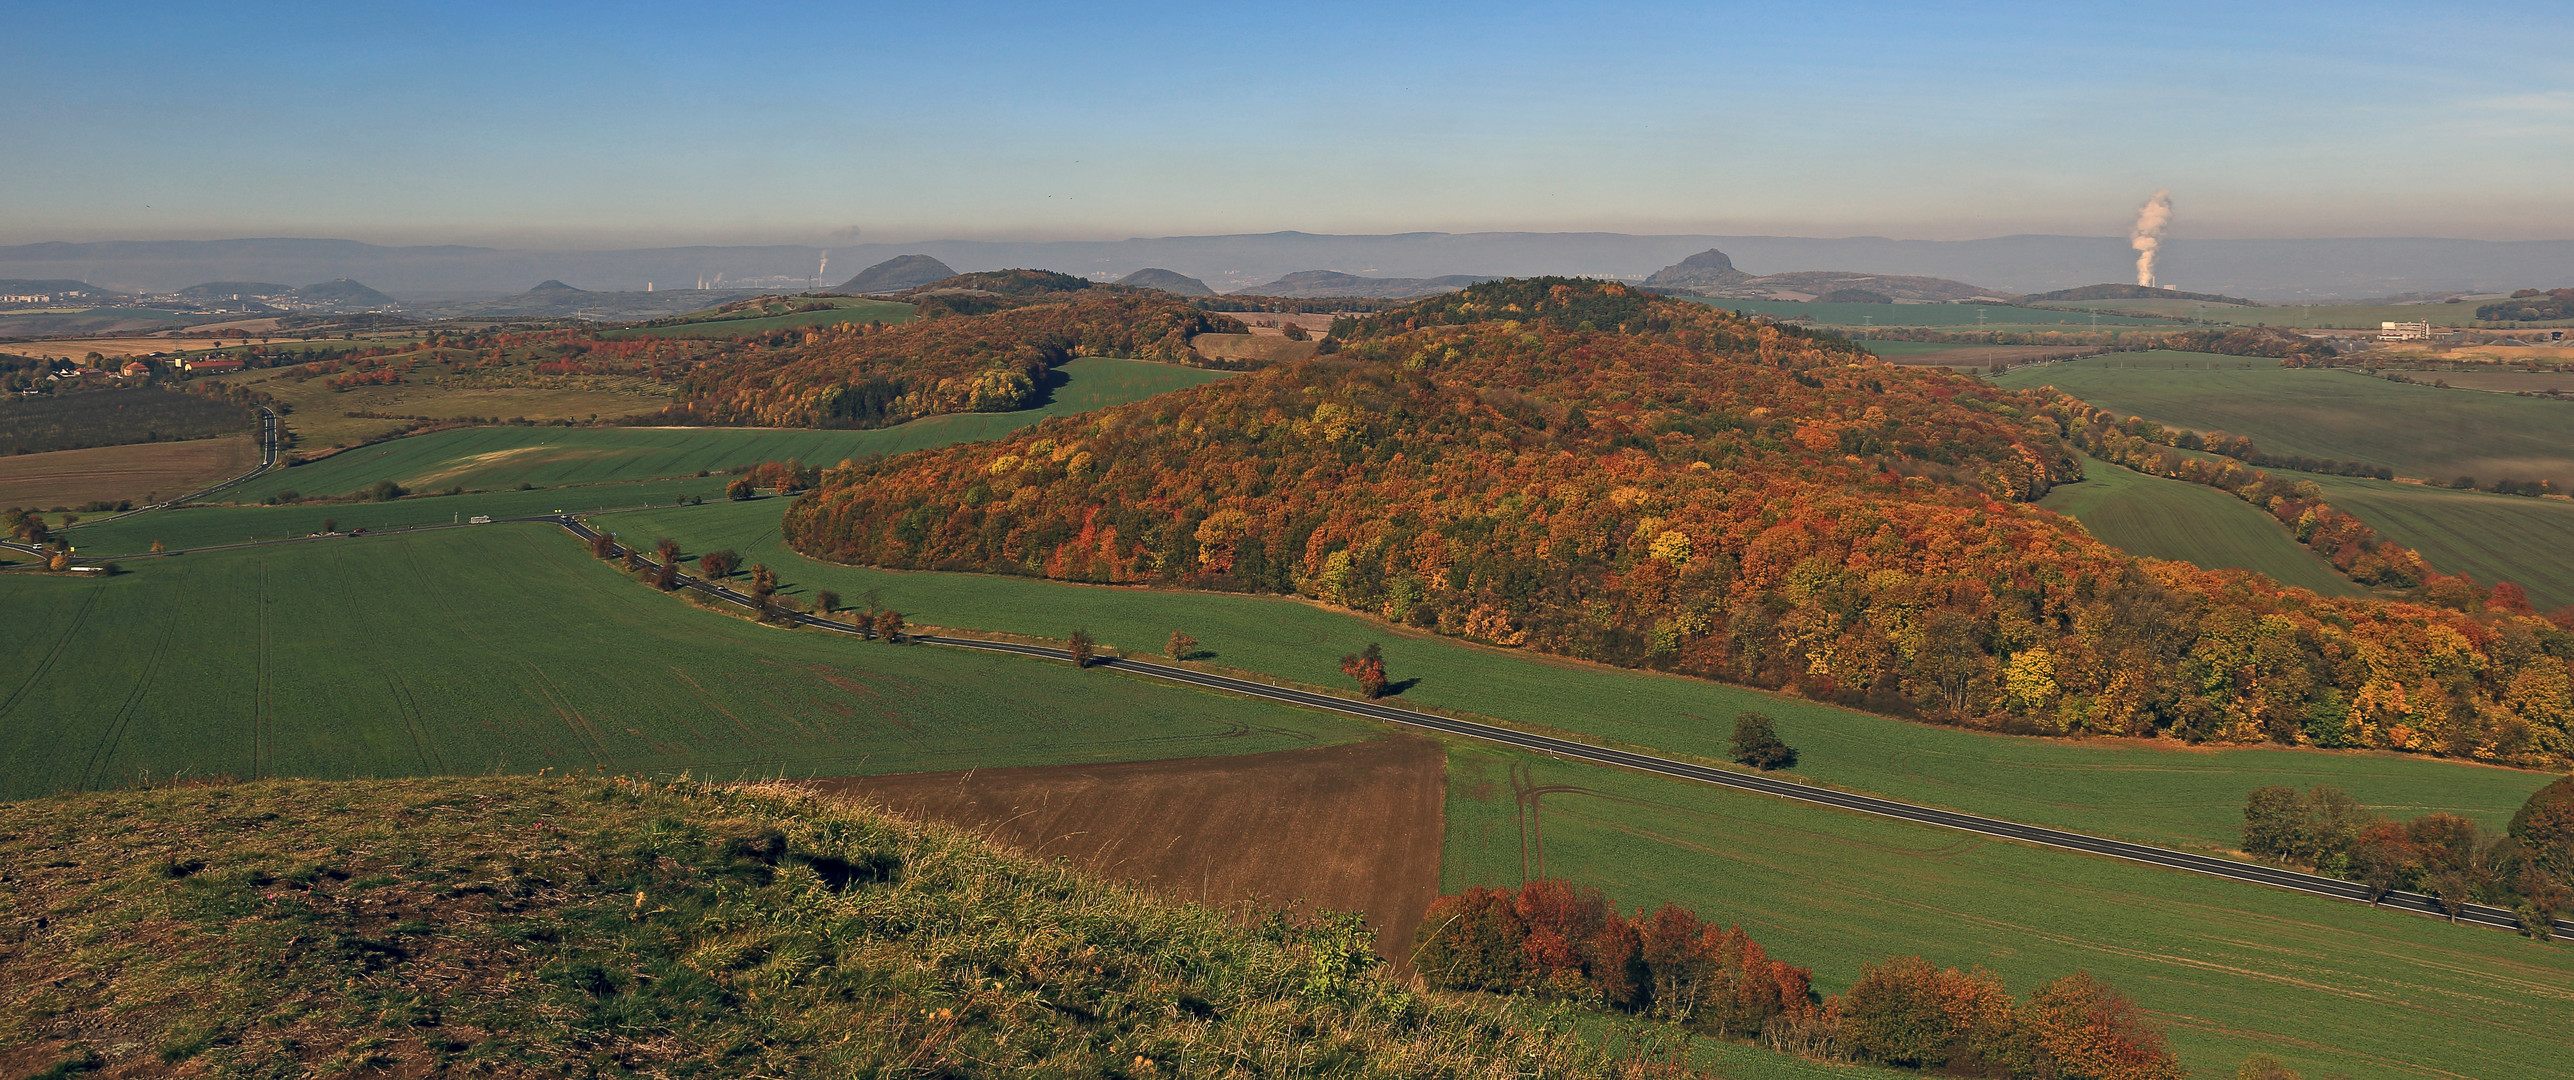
[1115,266,1214,295]
[1241,270,1491,298]
[780,278,2574,767]
[837,253,956,294]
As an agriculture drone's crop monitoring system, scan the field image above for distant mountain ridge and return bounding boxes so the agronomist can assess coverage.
[2021,283,2255,306]
[9,232,2574,302]
[1642,248,2005,302]
[1242,270,1492,298]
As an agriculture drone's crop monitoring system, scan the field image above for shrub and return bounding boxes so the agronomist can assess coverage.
[1730,711,1798,770]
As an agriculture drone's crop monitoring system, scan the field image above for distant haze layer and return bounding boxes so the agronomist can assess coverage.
[7,233,2572,303]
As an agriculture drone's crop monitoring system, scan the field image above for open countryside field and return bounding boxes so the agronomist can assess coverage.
[206,362,678,450]
[1442,744,2574,1080]
[598,296,913,339]
[1684,296,2186,329]
[1860,341,2104,367]
[2038,453,2365,596]
[1994,351,2574,486]
[0,434,257,508]
[815,737,1445,965]
[2305,473,2574,610]
[61,481,716,553]
[606,497,2555,852]
[0,526,1373,803]
[2027,297,2571,329]
[223,355,1232,501]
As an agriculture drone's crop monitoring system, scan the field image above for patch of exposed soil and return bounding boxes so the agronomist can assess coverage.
[809,736,1446,967]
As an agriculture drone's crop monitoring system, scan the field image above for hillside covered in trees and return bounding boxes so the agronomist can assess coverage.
[658,288,1247,428]
[783,279,2574,765]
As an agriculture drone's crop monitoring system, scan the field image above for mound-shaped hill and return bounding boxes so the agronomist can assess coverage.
[1640,248,1751,289]
[290,278,398,308]
[837,253,956,294]
[523,278,585,293]
[1641,250,2002,302]
[0,775,1614,1077]
[0,279,117,299]
[2023,283,2255,306]
[663,289,1246,427]
[1243,270,1490,299]
[785,278,2574,762]
[906,268,1093,297]
[1116,267,1214,295]
[176,280,292,299]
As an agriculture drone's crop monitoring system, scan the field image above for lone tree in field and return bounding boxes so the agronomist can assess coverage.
[873,610,905,643]
[1339,642,1389,698]
[699,549,739,580]
[1730,711,1797,770]
[1166,631,1199,662]
[1068,628,1096,669]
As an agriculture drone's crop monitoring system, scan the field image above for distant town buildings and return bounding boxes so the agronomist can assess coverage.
[2379,321,2433,342]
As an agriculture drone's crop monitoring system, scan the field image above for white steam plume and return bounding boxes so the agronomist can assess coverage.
[2130,189,2173,288]
[818,251,829,279]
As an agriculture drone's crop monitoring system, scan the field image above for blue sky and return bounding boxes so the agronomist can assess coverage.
[5,1,2569,245]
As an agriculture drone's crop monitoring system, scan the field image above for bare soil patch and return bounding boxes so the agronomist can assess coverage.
[0,435,258,508]
[810,736,1446,966]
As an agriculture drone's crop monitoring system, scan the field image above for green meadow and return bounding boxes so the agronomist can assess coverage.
[1441,744,2574,1080]
[597,296,915,339]
[0,526,1369,803]
[603,497,2554,852]
[2038,453,2365,596]
[1994,351,2574,485]
[1683,297,2185,329]
[2026,297,2572,329]
[218,356,1232,502]
[2305,473,2574,610]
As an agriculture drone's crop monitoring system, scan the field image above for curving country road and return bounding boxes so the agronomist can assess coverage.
[544,516,2571,940]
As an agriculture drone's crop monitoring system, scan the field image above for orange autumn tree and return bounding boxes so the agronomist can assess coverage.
[784,278,2574,766]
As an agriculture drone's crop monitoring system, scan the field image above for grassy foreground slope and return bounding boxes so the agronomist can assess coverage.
[2306,473,2574,610]
[228,356,1233,502]
[2037,453,2365,596]
[608,498,2553,851]
[0,775,1622,1078]
[1994,352,2574,486]
[1441,744,2574,1080]
[0,527,1369,802]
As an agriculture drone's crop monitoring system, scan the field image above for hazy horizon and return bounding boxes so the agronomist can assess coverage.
[8,2,2572,248]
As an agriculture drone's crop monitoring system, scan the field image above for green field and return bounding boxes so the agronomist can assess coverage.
[0,526,1370,803]
[604,497,2554,853]
[2039,453,2366,596]
[220,356,1231,502]
[2028,298,2571,329]
[1995,351,2574,486]
[2305,473,2574,610]
[598,297,914,339]
[1442,744,2574,1080]
[62,482,714,553]
[1683,297,2185,329]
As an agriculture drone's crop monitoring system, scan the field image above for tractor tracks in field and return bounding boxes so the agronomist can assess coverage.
[0,587,100,723]
[78,600,183,791]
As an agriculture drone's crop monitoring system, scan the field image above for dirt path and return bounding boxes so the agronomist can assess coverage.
[808,736,1447,967]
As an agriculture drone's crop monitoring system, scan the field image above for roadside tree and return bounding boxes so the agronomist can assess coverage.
[699,549,739,580]
[1339,642,1388,697]
[1730,712,1797,770]
[1166,631,1198,661]
[1068,628,1096,668]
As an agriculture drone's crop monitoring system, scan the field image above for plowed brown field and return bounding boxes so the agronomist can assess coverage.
[811,736,1446,966]
[0,435,258,508]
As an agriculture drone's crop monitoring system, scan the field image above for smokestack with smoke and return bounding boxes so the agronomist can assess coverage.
[818,251,829,278]
[2130,190,2173,289]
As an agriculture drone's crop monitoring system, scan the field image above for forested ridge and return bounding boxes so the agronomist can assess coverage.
[658,290,1247,428]
[784,279,2574,765]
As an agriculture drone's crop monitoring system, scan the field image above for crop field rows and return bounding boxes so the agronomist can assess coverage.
[0,527,1373,803]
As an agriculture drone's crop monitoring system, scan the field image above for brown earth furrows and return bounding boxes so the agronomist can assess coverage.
[808,736,1446,968]
[0,435,258,509]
